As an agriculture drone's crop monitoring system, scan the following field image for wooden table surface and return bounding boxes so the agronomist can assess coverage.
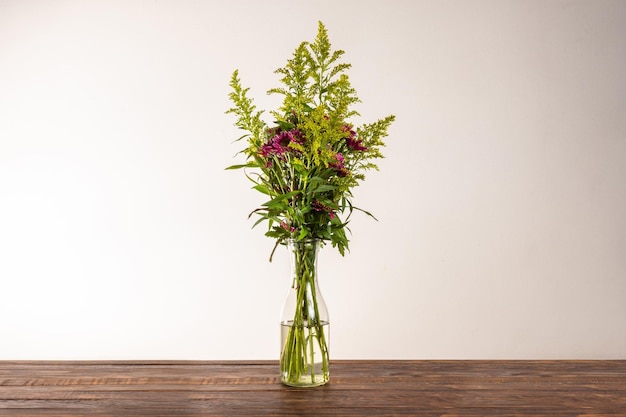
[1,360,625,416]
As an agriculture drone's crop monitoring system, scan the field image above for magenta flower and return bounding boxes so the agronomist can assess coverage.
[329,152,349,177]
[260,129,304,158]
[280,220,295,232]
[342,124,368,152]
[312,200,336,219]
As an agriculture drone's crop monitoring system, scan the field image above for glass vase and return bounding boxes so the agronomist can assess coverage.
[280,238,330,387]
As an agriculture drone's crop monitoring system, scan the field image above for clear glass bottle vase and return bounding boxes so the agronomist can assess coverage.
[280,238,330,387]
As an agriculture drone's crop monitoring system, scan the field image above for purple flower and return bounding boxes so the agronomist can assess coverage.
[329,152,349,177]
[259,128,304,158]
[280,220,295,232]
[313,200,336,219]
[342,124,368,152]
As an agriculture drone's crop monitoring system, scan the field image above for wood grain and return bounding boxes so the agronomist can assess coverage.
[0,360,625,416]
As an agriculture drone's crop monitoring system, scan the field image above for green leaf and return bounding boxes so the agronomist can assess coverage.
[253,184,272,195]
[352,205,378,221]
[233,133,250,143]
[261,190,301,208]
[251,216,266,229]
[297,227,309,240]
[225,162,257,170]
[312,183,337,193]
[274,120,295,131]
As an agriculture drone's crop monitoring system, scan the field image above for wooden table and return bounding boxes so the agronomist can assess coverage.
[1,360,625,416]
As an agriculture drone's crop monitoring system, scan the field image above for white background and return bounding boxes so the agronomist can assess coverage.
[1,0,624,360]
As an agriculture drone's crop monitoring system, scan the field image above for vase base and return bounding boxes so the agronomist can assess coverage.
[280,374,329,387]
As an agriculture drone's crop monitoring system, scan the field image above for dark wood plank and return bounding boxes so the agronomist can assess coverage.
[0,360,625,416]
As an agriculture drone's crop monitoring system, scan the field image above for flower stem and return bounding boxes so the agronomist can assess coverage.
[280,239,329,386]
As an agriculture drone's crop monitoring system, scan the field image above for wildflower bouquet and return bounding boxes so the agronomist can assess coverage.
[227,22,394,386]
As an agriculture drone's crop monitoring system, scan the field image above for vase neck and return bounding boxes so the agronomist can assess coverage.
[287,238,320,285]
[287,238,320,253]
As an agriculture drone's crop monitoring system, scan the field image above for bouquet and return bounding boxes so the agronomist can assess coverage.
[227,22,394,386]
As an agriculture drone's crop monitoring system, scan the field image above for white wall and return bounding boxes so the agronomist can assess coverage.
[1,0,624,360]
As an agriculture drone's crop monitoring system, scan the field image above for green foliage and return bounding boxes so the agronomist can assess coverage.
[226,22,395,258]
